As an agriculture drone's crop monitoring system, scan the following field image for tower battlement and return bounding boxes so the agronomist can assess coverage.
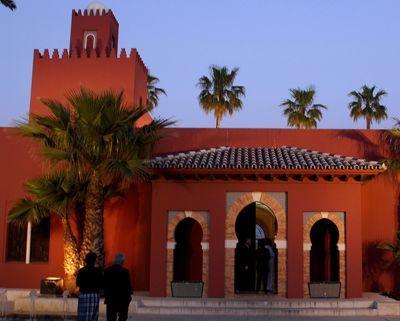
[72,8,117,19]
[29,4,149,122]
[33,48,147,70]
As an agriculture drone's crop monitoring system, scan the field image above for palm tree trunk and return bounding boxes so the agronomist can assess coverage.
[367,117,371,130]
[216,115,221,128]
[81,171,105,267]
[61,216,80,292]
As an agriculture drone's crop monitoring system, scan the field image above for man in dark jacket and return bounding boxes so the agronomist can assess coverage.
[76,252,103,321]
[104,253,132,321]
[236,238,253,292]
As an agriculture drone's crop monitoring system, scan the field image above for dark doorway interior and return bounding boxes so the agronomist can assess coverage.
[234,202,278,293]
[310,218,340,282]
[173,217,203,281]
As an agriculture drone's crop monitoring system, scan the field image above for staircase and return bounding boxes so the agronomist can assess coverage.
[133,295,399,317]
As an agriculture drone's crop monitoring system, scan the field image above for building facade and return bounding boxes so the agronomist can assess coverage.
[0,5,398,299]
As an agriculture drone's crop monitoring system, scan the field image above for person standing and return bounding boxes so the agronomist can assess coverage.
[236,238,253,292]
[104,253,132,321]
[265,238,276,293]
[255,239,270,293]
[76,252,103,321]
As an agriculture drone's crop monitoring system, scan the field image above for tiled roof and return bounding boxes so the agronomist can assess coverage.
[150,146,385,171]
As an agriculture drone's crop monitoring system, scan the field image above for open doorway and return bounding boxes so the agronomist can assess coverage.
[234,202,278,294]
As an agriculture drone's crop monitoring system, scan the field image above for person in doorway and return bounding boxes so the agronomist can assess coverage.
[76,252,103,321]
[255,239,270,293]
[236,237,253,292]
[265,238,276,293]
[104,253,132,321]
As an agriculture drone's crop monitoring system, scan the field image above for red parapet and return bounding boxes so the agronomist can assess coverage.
[32,48,146,64]
[72,8,117,21]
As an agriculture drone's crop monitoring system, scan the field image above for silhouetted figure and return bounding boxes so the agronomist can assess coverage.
[265,238,276,293]
[104,253,132,321]
[255,239,270,293]
[236,238,253,292]
[76,252,103,321]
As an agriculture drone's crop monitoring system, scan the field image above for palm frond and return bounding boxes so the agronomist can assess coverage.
[280,87,326,128]
[348,85,388,128]
[8,198,50,226]
[197,65,245,128]
[1,0,16,10]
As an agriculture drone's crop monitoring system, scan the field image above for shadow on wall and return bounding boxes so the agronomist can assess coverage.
[337,130,384,160]
[362,241,392,292]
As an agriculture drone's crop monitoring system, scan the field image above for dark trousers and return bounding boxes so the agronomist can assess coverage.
[106,303,129,321]
[256,267,268,292]
[236,266,252,292]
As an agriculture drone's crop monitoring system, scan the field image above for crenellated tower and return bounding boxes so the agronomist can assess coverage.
[30,2,151,125]
[69,3,119,54]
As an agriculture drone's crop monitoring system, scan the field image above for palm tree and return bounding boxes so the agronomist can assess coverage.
[280,87,327,129]
[348,85,388,129]
[8,171,85,288]
[147,74,166,110]
[1,0,16,10]
[198,65,246,128]
[18,88,173,267]
[382,119,400,171]
[379,231,400,266]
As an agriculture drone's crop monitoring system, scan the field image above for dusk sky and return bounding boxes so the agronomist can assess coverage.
[0,0,399,128]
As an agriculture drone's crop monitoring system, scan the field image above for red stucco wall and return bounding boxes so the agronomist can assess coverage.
[29,48,147,117]
[149,180,362,298]
[0,128,397,296]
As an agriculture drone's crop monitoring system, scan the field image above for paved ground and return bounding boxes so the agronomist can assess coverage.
[3,315,400,321]
[123,317,400,321]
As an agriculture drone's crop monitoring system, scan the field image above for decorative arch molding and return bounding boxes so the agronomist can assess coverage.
[303,212,346,298]
[83,31,97,49]
[225,192,287,297]
[166,211,210,297]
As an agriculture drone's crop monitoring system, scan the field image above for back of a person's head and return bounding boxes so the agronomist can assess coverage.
[85,252,97,267]
[114,253,125,266]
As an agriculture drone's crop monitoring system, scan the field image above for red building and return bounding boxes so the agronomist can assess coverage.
[0,4,398,299]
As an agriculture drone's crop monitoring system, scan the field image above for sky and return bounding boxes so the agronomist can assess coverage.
[0,0,399,128]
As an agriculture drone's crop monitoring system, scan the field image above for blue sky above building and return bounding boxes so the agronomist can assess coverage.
[0,0,399,128]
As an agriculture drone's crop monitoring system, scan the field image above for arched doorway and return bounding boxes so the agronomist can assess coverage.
[234,202,278,293]
[173,217,203,282]
[310,219,339,282]
[303,212,346,298]
[166,211,210,297]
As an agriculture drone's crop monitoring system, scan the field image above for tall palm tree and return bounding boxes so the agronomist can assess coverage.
[8,171,86,288]
[280,87,327,129]
[18,88,173,267]
[147,74,166,110]
[198,65,246,128]
[1,0,16,10]
[348,85,388,129]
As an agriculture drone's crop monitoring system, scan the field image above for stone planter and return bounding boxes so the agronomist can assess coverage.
[171,281,204,298]
[309,282,341,298]
[40,277,63,296]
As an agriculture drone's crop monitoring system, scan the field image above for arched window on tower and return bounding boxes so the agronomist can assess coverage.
[83,31,97,50]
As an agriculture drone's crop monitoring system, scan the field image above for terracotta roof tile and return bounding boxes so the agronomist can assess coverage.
[150,146,385,171]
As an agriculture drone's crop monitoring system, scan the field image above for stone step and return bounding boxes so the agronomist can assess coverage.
[138,298,375,309]
[135,306,379,317]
